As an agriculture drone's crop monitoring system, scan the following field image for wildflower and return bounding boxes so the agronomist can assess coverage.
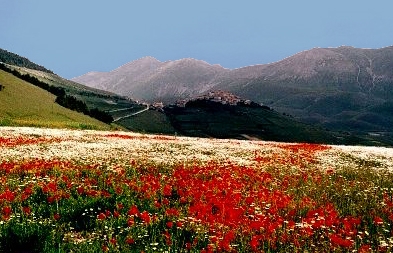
[358,244,372,253]
[128,205,139,216]
[77,186,84,195]
[166,221,174,228]
[110,237,117,246]
[250,235,260,251]
[102,245,109,252]
[22,206,31,215]
[0,189,16,202]
[163,230,172,246]
[97,212,106,220]
[165,207,180,217]
[140,211,151,224]
[329,234,353,248]
[163,184,172,197]
[125,237,135,245]
[53,213,61,221]
[373,216,384,225]
[2,206,12,219]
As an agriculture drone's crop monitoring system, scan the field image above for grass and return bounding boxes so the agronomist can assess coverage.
[0,70,111,130]
[118,110,176,134]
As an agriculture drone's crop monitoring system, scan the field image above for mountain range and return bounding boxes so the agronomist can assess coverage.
[72,46,393,137]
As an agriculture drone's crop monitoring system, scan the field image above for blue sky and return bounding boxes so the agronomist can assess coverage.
[1,0,392,78]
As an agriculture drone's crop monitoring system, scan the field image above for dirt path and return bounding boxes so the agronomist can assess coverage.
[112,105,149,122]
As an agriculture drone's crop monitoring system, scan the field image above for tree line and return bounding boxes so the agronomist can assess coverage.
[0,63,113,124]
[0,48,53,74]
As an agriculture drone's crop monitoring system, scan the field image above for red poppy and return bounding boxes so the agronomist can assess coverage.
[22,206,31,215]
[125,237,135,245]
[140,211,151,224]
[2,206,12,219]
[97,212,106,220]
[110,237,117,245]
[166,221,173,228]
[128,205,139,216]
[163,184,172,197]
[373,216,384,225]
[53,213,61,221]
[329,234,353,248]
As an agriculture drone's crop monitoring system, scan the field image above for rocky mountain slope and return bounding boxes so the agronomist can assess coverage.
[73,57,228,103]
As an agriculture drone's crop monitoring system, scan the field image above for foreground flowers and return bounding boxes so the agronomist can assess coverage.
[1,127,393,252]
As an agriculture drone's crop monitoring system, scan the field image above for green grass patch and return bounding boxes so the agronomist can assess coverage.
[118,110,176,134]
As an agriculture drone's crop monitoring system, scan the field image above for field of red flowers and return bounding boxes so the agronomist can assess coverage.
[1,127,393,252]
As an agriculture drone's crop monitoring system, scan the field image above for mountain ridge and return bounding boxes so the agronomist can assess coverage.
[72,45,393,101]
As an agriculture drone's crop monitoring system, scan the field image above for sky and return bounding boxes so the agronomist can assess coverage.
[1,0,393,79]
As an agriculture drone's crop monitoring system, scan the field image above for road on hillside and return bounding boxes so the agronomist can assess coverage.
[107,107,134,113]
[112,105,149,122]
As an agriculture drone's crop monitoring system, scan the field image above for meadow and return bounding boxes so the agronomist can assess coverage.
[1,126,393,252]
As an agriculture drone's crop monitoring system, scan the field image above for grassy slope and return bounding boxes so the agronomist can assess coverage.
[0,70,110,129]
[12,66,147,126]
[117,110,176,134]
[165,102,339,144]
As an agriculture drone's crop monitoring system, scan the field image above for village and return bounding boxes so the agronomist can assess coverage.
[173,90,253,108]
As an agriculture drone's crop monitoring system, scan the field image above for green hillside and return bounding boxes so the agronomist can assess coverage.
[0,69,110,129]
[0,48,53,73]
[117,110,176,134]
[164,99,391,145]
[9,66,147,126]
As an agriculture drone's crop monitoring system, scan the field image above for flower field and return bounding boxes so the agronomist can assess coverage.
[1,127,393,252]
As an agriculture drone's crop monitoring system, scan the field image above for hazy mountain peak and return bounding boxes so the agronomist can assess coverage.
[113,56,161,72]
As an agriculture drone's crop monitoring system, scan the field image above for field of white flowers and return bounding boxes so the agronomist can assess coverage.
[1,127,393,171]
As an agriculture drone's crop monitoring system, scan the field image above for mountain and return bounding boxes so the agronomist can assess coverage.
[72,46,393,142]
[73,57,228,103]
[216,46,393,133]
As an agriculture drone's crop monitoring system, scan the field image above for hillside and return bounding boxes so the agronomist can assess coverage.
[0,48,53,73]
[164,91,363,145]
[0,69,110,129]
[5,65,148,130]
